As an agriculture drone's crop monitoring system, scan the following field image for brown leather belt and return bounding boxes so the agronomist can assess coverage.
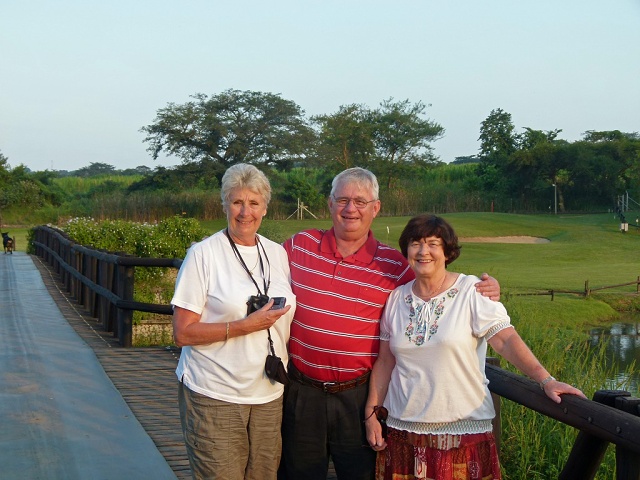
[288,363,371,394]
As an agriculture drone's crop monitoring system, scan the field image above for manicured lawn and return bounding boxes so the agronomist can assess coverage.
[227,212,639,295]
[20,212,640,296]
[439,213,640,294]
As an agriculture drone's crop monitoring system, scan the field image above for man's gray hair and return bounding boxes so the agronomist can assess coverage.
[221,163,272,207]
[330,167,379,200]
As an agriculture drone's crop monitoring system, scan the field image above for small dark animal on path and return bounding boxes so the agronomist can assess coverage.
[2,232,14,254]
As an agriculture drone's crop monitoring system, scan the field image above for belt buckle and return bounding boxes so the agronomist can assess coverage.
[322,381,336,393]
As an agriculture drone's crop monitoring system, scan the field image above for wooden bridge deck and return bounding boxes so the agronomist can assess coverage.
[34,255,339,480]
[34,256,192,479]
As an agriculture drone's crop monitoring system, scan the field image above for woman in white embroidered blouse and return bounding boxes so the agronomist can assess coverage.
[364,214,585,480]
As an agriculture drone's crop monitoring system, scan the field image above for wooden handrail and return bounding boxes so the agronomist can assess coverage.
[33,225,182,346]
[486,364,640,454]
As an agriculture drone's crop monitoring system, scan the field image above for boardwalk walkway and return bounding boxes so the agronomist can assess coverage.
[2,252,339,480]
[1,252,184,479]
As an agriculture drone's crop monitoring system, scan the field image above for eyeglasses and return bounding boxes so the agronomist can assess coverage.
[332,196,378,209]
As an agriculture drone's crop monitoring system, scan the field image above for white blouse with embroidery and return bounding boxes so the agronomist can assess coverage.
[380,273,512,435]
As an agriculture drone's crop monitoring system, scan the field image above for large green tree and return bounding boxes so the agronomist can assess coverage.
[0,151,10,187]
[478,108,517,158]
[475,108,517,196]
[369,98,444,188]
[312,99,444,187]
[0,154,50,213]
[141,89,315,170]
[312,104,375,172]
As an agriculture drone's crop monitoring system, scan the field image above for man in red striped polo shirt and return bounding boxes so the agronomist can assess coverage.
[280,168,500,480]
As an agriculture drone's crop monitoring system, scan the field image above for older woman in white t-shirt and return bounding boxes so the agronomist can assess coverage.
[172,163,296,480]
[364,214,584,480]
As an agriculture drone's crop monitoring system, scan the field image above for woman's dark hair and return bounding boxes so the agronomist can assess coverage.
[398,214,461,266]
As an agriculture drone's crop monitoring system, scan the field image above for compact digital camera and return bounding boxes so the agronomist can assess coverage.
[246,295,286,315]
[246,294,270,315]
[269,297,287,310]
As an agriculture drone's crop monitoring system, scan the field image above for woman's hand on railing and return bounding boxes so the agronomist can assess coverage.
[542,378,587,403]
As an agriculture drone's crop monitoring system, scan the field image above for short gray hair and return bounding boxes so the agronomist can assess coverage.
[330,167,379,200]
[221,164,272,207]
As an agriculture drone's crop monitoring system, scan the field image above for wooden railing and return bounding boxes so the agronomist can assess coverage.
[486,364,640,478]
[33,225,182,347]
[510,276,640,301]
[32,225,640,477]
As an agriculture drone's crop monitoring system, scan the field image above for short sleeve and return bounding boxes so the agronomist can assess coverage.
[466,275,511,338]
[171,244,209,315]
[380,287,405,341]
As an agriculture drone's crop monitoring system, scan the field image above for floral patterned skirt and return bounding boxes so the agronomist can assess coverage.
[376,427,501,480]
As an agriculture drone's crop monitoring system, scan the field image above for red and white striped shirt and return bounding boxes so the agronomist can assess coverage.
[284,228,414,382]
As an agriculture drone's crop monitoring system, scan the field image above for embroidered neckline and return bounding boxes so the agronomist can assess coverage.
[404,286,459,346]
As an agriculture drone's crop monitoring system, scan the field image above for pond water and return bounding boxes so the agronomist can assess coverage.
[588,318,640,395]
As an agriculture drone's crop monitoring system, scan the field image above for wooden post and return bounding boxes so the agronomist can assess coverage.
[486,357,501,457]
[80,251,89,310]
[116,262,135,347]
[559,390,630,480]
[60,244,73,293]
[108,262,117,333]
[614,395,640,479]
[73,250,82,302]
[88,255,98,317]
[98,258,112,332]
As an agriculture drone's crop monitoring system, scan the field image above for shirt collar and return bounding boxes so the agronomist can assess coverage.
[320,228,377,264]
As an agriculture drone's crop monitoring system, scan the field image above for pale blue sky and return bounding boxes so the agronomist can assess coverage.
[2,0,639,172]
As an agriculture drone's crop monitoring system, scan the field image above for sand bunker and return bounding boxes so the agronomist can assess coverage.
[459,236,550,244]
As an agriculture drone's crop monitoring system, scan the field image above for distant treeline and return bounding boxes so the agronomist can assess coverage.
[1,92,638,224]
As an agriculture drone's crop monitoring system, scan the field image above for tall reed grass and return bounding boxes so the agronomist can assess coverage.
[497,296,633,478]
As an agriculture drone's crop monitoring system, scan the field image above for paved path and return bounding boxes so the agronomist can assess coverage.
[0,252,177,479]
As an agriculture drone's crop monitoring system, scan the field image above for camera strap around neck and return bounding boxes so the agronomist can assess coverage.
[224,229,278,356]
[224,228,270,296]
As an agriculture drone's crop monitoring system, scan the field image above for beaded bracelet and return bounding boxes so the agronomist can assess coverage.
[225,322,230,341]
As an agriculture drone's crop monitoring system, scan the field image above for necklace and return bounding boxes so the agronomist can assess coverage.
[414,273,447,300]
[248,253,260,275]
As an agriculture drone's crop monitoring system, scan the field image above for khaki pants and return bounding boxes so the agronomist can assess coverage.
[178,382,283,480]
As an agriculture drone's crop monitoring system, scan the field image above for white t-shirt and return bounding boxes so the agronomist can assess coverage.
[381,274,512,434]
[172,230,296,404]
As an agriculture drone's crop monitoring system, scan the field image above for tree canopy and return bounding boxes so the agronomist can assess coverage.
[475,108,640,212]
[141,89,315,170]
[3,95,640,223]
[312,98,444,186]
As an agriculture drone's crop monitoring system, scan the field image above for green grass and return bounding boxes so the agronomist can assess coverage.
[200,212,640,297]
[52,174,143,193]
[441,213,640,294]
[19,212,640,303]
